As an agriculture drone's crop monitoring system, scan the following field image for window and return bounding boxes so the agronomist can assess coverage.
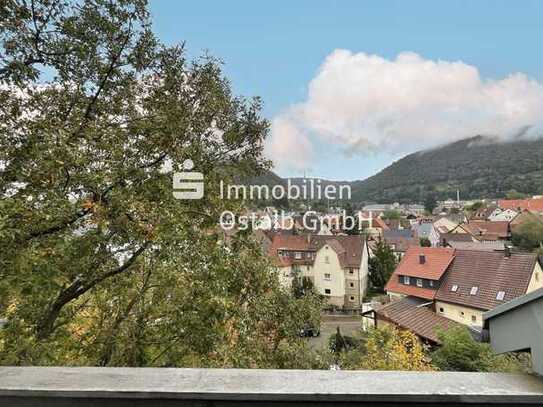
[295,252,302,259]
[496,291,506,301]
[451,284,458,292]
[349,282,355,288]
[349,296,355,302]
[439,307,444,313]
[324,289,331,295]
[429,280,434,287]
[307,252,312,259]
[349,269,354,275]
[324,273,331,281]
[470,286,479,295]
[404,276,410,285]
[325,256,329,264]
[416,279,423,287]
[460,311,465,318]
[471,315,477,323]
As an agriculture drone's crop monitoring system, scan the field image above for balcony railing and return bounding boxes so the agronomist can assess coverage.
[1,367,543,406]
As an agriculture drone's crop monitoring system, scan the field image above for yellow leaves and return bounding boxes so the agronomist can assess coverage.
[358,327,434,371]
[82,199,95,211]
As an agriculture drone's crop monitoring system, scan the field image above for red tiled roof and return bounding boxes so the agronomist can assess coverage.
[499,198,543,213]
[385,247,455,300]
[435,250,538,311]
[374,296,459,344]
[373,217,390,230]
[392,247,455,280]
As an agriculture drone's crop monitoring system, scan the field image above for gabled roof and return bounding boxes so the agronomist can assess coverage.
[372,296,459,344]
[446,241,505,252]
[435,250,538,311]
[268,234,365,269]
[385,247,455,300]
[439,232,474,244]
[455,221,510,240]
[392,247,455,280]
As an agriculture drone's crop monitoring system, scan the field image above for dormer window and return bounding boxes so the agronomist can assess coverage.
[470,286,479,295]
[404,276,411,285]
[451,284,458,292]
[496,291,506,301]
[416,279,423,287]
[295,252,302,259]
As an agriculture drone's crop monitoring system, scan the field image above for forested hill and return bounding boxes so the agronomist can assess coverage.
[258,136,543,203]
[349,136,543,202]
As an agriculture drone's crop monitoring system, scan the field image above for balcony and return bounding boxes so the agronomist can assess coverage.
[1,367,543,406]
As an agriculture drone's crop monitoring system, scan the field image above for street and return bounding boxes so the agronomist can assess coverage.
[307,314,364,349]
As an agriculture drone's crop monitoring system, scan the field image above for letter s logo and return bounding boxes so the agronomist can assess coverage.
[173,160,204,200]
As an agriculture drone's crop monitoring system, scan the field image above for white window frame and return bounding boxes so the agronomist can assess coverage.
[324,273,331,281]
[404,276,411,285]
[496,291,506,301]
[295,252,302,260]
[416,279,423,287]
[470,286,478,295]
[451,284,458,292]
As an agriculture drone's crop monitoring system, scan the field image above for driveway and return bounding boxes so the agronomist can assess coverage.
[307,314,364,349]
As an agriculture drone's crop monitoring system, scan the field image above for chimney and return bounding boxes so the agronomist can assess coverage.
[419,254,426,264]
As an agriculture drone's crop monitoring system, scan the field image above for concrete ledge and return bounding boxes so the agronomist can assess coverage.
[1,367,543,405]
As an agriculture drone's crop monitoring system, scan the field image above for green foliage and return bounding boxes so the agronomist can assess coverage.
[512,220,543,252]
[292,276,316,299]
[368,239,397,292]
[0,0,323,367]
[350,136,543,203]
[329,327,359,354]
[432,326,529,373]
[382,210,401,220]
[424,195,437,214]
[419,237,432,247]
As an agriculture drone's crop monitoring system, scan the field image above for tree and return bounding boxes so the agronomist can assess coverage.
[424,194,437,214]
[368,239,397,292]
[354,327,433,371]
[0,0,322,367]
[382,210,401,220]
[431,326,528,373]
[419,237,431,247]
[511,220,543,252]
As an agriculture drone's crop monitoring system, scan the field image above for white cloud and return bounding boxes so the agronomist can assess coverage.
[266,50,543,171]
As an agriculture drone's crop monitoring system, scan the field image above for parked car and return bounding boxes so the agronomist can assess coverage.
[299,323,320,337]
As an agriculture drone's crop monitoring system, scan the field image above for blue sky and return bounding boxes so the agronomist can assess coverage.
[149,1,543,181]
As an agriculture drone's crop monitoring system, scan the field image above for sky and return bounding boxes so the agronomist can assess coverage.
[149,0,543,181]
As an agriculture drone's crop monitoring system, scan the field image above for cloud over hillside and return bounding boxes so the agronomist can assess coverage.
[266,50,543,171]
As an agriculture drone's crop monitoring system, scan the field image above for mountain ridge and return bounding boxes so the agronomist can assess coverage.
[259,135,543,203]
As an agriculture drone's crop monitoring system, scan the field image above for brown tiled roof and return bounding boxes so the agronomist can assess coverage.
[374,296,459,344]
[268,234,365,269]
[457,221,510,240]
[385,247,455,300]
[435,250,537,311]
[499,198,543,213]
[311,235,365,268]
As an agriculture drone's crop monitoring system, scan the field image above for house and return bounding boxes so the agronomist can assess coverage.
[483,287,543,375]
[412,221,440,247]
[434,249,543,328]
[470,206,497,221]
[510,209,543,234]
[433,217,457,234]
[439,232,475,247]
[382,229,419,260]
[267,234,369,309]
[487,208,518,222]
[384,247,456,301]
[451,221,511,241]
[498,197,543,214]
[363,296,459,345]
[384,247,543,336]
